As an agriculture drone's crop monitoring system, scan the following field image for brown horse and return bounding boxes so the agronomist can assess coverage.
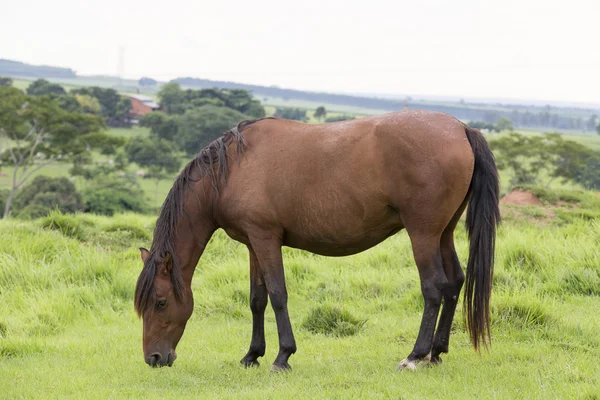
[134,110,500,371]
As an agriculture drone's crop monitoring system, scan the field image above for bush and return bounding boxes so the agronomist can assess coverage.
[12,176,83,219]
[301,304,366,337]
[83,177,149,216]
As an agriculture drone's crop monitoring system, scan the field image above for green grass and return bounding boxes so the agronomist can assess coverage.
[0,198,599,398]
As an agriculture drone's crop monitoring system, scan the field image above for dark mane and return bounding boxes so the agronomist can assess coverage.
[134,117,274,315]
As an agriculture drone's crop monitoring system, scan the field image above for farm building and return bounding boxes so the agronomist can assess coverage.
[128,94,160,117]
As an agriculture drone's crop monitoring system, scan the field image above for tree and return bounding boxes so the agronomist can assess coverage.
[75,94,102,114]
[139,112,179,141]
[585,115,597,132]
[71,87,129,126]
[0,77,12,87]
[314,106,327,121]
[488,132,552,187]
[139,77,158,87]
[158,82,187,115]
[26,79,66,96]
[489,131,600,190]
[125,136,181,203]
[275,107,307,121]
[495,117,514,132]
[114,97,132,127]
[597,121,600,135]
[178,105,247,156]
[0,86,105,218]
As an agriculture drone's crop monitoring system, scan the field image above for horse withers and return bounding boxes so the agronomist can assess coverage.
[134,110,500,371]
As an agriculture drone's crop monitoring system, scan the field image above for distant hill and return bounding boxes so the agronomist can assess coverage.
[0,59,76,79]
[2,59,598,132]
[172,77,599,131]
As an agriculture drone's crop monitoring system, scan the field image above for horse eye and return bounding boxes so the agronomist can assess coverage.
[156,300,168,310]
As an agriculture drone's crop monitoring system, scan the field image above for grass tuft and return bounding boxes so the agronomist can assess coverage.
[301,304,366,337]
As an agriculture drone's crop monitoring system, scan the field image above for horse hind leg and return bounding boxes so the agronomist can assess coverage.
[430,199,468,364]
[397,234,446,371]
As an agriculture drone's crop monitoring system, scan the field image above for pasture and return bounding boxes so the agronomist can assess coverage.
[1,187,599,399]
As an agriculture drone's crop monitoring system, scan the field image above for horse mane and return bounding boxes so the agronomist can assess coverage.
[134,117,274,316]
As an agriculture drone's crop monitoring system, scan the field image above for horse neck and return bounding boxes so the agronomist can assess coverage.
[174,180,217,284]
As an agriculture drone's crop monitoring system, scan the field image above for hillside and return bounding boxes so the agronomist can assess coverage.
[0,59,76,79]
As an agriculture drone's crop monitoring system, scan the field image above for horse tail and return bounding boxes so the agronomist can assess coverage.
[463,125,501,350]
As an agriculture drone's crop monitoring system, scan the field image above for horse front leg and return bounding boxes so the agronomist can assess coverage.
[240,247,268,367]
[249,235,297,371]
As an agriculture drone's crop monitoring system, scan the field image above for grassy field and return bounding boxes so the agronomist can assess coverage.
[0,188,599,399]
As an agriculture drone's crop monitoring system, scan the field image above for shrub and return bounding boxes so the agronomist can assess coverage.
[83,177,148,216]
[12,176,83,219]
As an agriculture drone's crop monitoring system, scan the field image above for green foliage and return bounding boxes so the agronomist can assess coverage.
[314,106,327,120]
[495,117,514,131]
[81,132,126,155]
[125,136,181,180]
[157,82,186,114]
[71,87,130,126]
[301,304,366,337]
[55,94,82,113]
[0,189,9,214]
[26,79,66,96]
[0,76,12,87]
[158,83,265,118]
[490,132,600,190]
[325,115,354,122]
[0,86,105,217]
[139,111,178,141]
[275,107,307,121]
[82,176,149,216]
[12,176,83,219]
[178,105,247,156]
[75,94,101,114]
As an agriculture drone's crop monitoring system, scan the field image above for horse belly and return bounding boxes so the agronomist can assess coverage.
[282,204,402,257]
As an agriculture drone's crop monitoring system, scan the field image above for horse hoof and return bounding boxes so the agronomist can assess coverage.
[430,355,442,365]
[240,358,260,368]
[270,363,292,372]
[397,358,418,371]
[397,355,433,371]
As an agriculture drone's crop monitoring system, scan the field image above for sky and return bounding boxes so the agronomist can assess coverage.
[2,0,599,104]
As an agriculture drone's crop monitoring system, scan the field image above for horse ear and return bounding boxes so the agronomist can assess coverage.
[139,248,150,264]
[163,252,173,274]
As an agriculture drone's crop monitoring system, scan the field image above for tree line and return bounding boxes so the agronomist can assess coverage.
[0,79,266,219]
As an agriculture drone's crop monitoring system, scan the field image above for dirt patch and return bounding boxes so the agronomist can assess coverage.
[500,190,542,206]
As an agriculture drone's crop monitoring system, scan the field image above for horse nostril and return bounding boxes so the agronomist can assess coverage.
[146,352,162,367]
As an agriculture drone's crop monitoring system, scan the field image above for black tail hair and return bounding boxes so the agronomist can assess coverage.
[463,126,501,350]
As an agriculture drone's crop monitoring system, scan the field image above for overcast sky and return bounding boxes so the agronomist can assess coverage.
[2,0,599,104]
